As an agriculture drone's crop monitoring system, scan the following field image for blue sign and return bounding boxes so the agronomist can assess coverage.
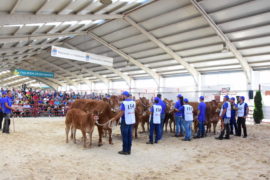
[14,69,54,78]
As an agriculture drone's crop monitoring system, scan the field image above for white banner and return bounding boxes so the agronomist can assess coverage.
[51,46,113,66]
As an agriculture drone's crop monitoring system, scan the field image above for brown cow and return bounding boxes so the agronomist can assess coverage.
[164,99,175,133]
[65,108,99,148]
[70,99,116,146]
[135,97,150,138]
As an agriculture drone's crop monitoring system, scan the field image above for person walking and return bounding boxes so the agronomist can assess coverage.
[118,91,136,155]
[236,96,249,138]
[0,92,7,130]
[195,96,206,138]
[182,98,193,141]
[156,94,166,140]
[230,97,238,135]
[216,95,231,140]
[147,97,162,144]
[2,90,16,134]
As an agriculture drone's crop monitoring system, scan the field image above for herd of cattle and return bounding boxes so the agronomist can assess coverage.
[65,96,222,148]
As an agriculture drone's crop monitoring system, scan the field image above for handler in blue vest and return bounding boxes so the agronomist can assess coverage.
[174,94,185,137]
[230,97,238,135]
[2,90,16,134]
[118,91,136,155]
[236,96,249,138]
[147,97,162,144]
[182,98,193,141]
[156,94,166,140]
[195,96,206,138]
[0,92,6,130]
[216,95,231,140]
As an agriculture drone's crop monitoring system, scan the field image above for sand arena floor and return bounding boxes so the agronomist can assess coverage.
[0,117,270,180]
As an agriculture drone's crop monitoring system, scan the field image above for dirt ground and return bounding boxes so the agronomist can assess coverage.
[0,117,270,180]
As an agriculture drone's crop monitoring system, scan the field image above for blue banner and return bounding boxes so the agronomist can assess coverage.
[14,69,54,78]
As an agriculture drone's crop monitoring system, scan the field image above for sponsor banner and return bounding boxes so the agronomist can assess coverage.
[51,46,113,66]
[14,69,54,78]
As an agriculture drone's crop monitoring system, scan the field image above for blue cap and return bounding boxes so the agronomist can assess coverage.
[122,91,130,97]
[199,96,204,100]
[2,91,7,95]
[154,97,159,102]
[241,96,245,101]
[177,94,182,98]
[224,95,229,99]
[184,98,189,103]
[230,97,235,101]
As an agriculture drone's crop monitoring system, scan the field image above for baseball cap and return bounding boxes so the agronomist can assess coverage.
[241,96,245,101]
[199,96,204,100]
[177,94,182,98]
[154,97,159,102]
[122,91,130,97]
[230,97,235,101]
[224,95,229,99]
[184,98,189,103]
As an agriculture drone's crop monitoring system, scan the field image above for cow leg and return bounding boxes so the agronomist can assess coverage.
[89,129,94,148]
[82,130,87,148]
[213,122,217,134]
[73,128,77,144]
[140,121,145,133]
[98,126,103,146]
[70,125,74,139]
[65,125,70,143]
[108,128,113,145]
[135,125,138,139]
[147,121,150,132]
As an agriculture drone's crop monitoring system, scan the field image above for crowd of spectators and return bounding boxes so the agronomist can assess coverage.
[0,88,110,117]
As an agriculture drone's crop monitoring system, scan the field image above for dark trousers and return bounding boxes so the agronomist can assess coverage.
[197,121,205,137]
[237,117,247,136]
[219,118,230,139]
[120,123,133,153]
[0,111,4,129]
[159,114,165,140]
[149,120,160,143]
[2,113,10,133]
[230,117,238,134]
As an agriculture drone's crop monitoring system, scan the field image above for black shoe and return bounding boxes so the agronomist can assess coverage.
[194,136,201,139]
[173,135,179,137]
[215,137,223,140]
[146,141,153,144]
[224,136,230,140]
[182,139,189,141]
[243,135,247,138]
[127,151,131,155]
[118,151,128,155]
[154,141,158,144]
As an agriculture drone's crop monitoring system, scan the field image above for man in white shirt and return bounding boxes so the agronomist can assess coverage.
[236,96,249,138]
[181,98,193,141]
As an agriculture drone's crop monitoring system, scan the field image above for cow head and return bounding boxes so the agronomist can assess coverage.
[92,110,99,121]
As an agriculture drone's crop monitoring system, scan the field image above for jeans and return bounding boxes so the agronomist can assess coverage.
[219,118,230,139]
[230,117,237,134]
[175,115,185,136]
[159,113,166,140]
[0,111,4,129]
[237,117,247,136]
[149,120,160,143]
[2,113,10,133]
[184,120,192,140]
[120,122,133,153]
[198,121,205,137]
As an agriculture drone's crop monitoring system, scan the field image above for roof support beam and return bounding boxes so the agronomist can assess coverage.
[23,61,66,87]
[64,42,132,87]
[0,43,57,54]
[88,32,161,86]
[0,32,86,44]
[0,14,123,26]
[191,0,252,83]
[124,16,200,85]
[10,0,21,14]
[31,77,57,90]
[32,56,92,86]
